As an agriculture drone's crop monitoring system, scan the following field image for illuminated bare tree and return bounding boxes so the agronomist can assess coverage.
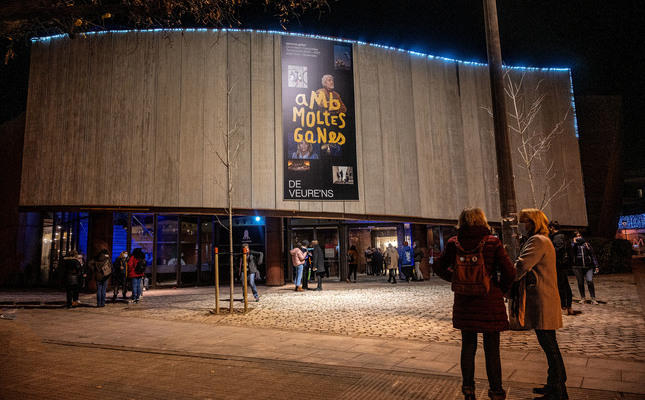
[206,79,246,314]
[487,70,572,210]
[0,0,329,63]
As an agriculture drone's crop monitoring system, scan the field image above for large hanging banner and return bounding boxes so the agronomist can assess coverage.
[282,37,358,201]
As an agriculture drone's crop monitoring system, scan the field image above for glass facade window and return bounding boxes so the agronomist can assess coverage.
[156,215,179,285]
[180,216,199,284]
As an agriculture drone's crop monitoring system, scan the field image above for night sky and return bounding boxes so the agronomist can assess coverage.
[1,0,643,167]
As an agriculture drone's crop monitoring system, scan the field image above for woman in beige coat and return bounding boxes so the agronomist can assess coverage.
[385,244,399,284]
[515,209,568,400]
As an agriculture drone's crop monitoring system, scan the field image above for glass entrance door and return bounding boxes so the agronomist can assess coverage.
[315,227,339,279]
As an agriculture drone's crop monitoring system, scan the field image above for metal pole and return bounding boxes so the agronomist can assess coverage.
[242,246,248,313]
[214,247,219,314]
[483,0,520,260]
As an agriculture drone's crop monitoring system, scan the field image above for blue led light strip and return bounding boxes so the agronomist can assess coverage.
[30,28,571,72]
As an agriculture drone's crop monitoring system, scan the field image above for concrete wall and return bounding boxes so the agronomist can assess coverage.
[21,30,587,225]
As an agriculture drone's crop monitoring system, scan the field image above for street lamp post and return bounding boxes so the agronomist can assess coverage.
[483,0,520,260]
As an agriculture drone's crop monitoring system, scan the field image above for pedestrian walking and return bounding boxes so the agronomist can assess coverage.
[371,247,383,276]
[513,208,568,400]
[413,241,425,281]
[346,245,358,283]
[548,222,576,315]
[290,243,306,292]
[385,244,399,284]
[62,250,85,308]
[398,241,414,282]
[365,247,373,275]
[240,244,263,302]
[434,207,515,400]
[128,248,146,303]
[88,249,112,307]
[112,251,128,301]
[311,240,325,290]
[571,231,600,305]
[301,241,311,290]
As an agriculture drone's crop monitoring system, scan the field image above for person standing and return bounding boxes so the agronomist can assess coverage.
[434,207,515,400]
[371,247,383,276]
[571,231,600,305]
[548,222,575,315]
[128,248,146,303]
[346,245,359,283]
[385,244,399,284]
[88,249,112,307]
[514,209,568,400]
[311,240,325,291]
[290,243,306,292]
[398,241,414,282]
[364,247,373,275]
[112,251,128,301]
[413,241,425,281]
[62,250,85,308]
[301,241,311,290]
[241,244,263,302]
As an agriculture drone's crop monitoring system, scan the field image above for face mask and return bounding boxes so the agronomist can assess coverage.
[575,237,584,244]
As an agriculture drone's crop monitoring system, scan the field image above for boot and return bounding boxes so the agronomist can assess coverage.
[462,385,476,400]
[296,286,305,292]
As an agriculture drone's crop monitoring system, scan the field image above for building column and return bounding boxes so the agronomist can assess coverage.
[265,217,284,286]
[87,212,113,292]
[411,223,430,280]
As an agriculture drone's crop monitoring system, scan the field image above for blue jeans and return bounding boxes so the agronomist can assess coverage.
[294,264,303,286]
[573,267,595,298]
[249,273,259,299]
[96,279,107,307]
[131,277,142,300]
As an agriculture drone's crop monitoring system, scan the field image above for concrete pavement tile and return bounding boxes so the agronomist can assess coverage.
[622,369,645,383]
[615,380,645,395]
[586,357,645,371]
[563,356,588,367]
[352,352,408,367]
[309,348,362,361]
[396,357,457,373]
[567,364,621,380]
[501,359,547,373]
[581,377,623,392]
[346,343,399,355]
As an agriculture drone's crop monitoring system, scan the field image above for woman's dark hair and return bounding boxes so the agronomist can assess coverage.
[131,248,145,259]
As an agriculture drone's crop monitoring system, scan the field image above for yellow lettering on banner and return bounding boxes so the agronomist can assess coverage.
[328,131,346,145]
[316,127,327,143]
[305,130,315,143]
[293,127,303,142]
[309,90,328,109]
[338,113,346,129]
[329,96,340,111]
[293,107,305,125]
[295,94,307,106]
[305,112,315,127]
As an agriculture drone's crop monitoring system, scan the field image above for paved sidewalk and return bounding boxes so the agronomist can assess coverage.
[1,259,645,399]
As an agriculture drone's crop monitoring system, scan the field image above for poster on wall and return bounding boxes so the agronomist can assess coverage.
[282,37,358,201]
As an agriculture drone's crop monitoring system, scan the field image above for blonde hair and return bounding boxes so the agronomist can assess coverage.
[457,207,490,230]
[519,208,550,236]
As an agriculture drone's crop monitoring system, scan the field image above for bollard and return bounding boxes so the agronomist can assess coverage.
[243,246,248,313]
[214,247,219,314]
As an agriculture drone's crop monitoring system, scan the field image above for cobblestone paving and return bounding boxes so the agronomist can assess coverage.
[60,272,645,362]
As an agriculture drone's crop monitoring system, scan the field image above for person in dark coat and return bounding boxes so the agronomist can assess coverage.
[88,249,112,307]
[571,231,599,305]
[548,222,575,315]
[371,247,383,276]
[311,240,325,290]
[434,207,515,400]
[62,250,85,308]
[301,240,311,290]
[240,244,263,302]
[346,245,359,283]
[112,251,128,301]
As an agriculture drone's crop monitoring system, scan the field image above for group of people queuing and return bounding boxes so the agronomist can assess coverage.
[290,240,326,291]
[61,248,148,308]
[364,241,427,284]
[434,207,592,400]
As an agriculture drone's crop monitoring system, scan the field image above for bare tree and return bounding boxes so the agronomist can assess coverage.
[487,70,572,210]
[206,79,246,314]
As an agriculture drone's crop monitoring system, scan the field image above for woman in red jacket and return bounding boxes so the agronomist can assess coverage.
[434,207,516,400]
[127,248,146,303]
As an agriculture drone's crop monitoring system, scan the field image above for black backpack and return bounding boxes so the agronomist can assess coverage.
[134,258,147,274]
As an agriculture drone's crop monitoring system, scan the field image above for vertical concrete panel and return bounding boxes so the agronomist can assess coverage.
[202,31,228,209]
[179,31,206,207]
[228,32,252,209]
[155,31,182,206]
[83,34,114,205]
[251,33,276,210]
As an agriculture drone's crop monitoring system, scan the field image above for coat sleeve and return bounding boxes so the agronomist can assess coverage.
[433,242,455,283]
[494,241,516,294]
[514,236,544,281]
